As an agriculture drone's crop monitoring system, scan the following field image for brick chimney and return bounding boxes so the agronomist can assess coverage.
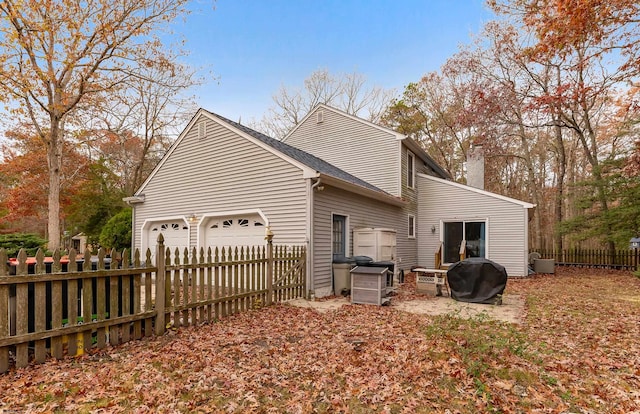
[466,142,485,190]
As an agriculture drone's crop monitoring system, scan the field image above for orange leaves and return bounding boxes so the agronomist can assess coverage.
[0,268,639,412]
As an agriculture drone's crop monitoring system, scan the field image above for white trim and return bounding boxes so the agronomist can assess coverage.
[397,140,403,195]
[521,207,529,276]
[418,173,536,209]
[141,216,192,257]
[196,209,270,250]
[440,218,489,266]
[408,214,416,239]
[123,195,145,205]
[407,150,416,189]
[330,212,350,258]
[306,178,315,297]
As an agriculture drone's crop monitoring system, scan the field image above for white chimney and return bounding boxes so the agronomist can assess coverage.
[467,142,485,190]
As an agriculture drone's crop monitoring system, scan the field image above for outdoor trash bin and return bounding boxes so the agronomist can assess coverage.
[332,256,356,295]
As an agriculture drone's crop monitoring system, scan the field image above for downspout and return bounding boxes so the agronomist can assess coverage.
[131,208,136,257]
[307,177,322,299]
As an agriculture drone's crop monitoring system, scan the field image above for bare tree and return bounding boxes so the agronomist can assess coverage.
[252,69,396,138]
[83,54,201,196]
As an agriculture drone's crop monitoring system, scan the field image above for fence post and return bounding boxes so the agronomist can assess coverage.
[266,227,274,306]
[0,248,8,373]
[155,234,166,336]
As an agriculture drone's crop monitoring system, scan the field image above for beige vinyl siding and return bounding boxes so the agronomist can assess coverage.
[133,117,308,250]
[313,185,412,293]
[399,143,421,269]
[285,107,400,196]
[416,174,530,277]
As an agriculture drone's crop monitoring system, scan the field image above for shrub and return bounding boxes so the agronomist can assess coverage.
[0,233,47,258]
[99,209,132,251]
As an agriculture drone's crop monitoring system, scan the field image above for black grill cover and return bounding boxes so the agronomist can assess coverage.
[447,258,507,304]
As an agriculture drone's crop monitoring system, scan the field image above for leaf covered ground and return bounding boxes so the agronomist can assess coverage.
[1,268,639,413]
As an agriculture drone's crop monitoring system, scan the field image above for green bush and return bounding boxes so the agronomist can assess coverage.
[99,209,132,251]
[0,233,47,258]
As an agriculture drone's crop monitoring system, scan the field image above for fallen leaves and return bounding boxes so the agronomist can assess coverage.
[0,268,639,413]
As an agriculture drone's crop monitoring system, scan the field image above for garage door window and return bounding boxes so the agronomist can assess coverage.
[204,215,266,248]
[146,219,190,259]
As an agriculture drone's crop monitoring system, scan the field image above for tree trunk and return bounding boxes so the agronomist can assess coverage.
[553,120,566,251]
[516,122,542,249]
[46,119,63,251]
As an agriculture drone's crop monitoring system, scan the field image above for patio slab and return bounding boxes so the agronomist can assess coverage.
[286,293,525,324]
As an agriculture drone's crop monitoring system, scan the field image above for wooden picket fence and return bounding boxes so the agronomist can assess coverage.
[0,234,306,374]
[531,248,639,270]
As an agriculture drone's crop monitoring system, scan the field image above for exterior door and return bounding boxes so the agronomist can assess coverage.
[443,220,486,264]
[332,215,347,260]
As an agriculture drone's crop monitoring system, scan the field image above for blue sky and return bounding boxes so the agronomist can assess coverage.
[177,0,495,123]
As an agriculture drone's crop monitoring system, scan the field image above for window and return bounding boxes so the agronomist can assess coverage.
[407,150,415,189]
[332,214,347,260]
[443,220,486,263]
[408,215,416,239]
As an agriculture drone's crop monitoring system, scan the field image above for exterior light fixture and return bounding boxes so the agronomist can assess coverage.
[431,225,436,233]
[264,226,274,241]
[188,213,197,223]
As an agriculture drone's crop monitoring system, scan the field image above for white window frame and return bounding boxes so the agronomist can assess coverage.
[441,218,489,265]
[331,213,349,259]
[407,150,415,189]
[408,214,416,239]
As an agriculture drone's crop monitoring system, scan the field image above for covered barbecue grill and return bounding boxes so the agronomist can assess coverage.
[447,258,507,304]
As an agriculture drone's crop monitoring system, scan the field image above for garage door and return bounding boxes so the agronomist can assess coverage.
[145,219,189,256]
[204,214,266,249]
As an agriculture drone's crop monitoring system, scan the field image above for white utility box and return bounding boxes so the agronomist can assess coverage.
[350,266,390,306]
[353,227,396,262]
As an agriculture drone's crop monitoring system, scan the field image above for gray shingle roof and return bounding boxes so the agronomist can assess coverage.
[209,111,396,197]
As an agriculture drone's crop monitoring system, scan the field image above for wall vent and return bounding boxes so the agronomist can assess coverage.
[198,122,206,139]
[316,110,324,124]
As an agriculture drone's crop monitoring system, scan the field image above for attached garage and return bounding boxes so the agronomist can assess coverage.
[199,211,268,250]
[143,218,190,258]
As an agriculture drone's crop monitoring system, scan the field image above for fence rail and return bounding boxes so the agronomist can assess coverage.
[0,234,305,374]
[531,248,639,270]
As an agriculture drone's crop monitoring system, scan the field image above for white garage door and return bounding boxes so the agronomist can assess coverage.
[146,220,189,256]
[204,214,266,249]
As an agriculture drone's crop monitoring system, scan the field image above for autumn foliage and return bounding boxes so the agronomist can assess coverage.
[0,268,638,412]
